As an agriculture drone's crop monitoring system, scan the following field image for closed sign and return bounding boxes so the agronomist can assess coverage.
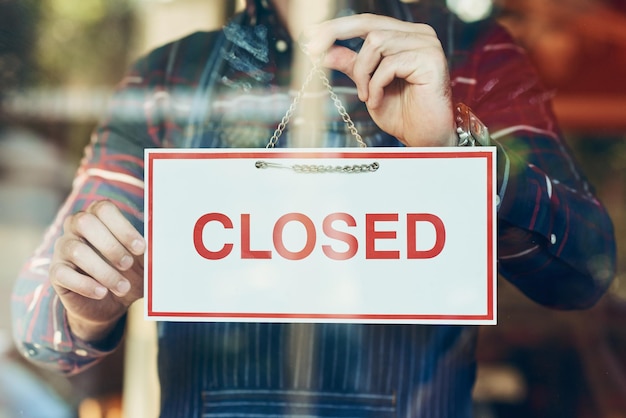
[145,148,497,324]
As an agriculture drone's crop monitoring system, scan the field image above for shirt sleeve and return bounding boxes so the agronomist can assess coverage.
[9,29,235,376]
[452,24,616,309]
[10,50,166,375]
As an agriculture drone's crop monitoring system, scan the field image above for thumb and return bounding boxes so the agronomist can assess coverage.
[319,46,370,102]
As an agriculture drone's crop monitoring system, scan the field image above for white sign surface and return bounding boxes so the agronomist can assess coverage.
[145,148,497,324]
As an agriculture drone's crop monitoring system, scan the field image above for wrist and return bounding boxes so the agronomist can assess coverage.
[403,121,457,147]
[446,128,458,147]
[67,312,123,345]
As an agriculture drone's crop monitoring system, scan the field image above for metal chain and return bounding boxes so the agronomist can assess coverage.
[266,61,366,148]
[315,67,366,147]
[261,61,376,174]
[255,161,379,173]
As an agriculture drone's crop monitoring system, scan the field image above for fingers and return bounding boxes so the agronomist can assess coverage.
[299,14,454,147]
[304,15,445,104]
[50,259,110,300]
[52,200,145,300]
[365,41,446,109]
[67,201,145,269]
[85,200,145,257]
[302,14,426,56]
[52,235,131,299]
[351,30,438,103]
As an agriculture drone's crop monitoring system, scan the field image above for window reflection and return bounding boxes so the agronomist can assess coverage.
[1,1,625,417]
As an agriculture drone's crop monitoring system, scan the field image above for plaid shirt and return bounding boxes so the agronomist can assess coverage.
[12,5,616,417]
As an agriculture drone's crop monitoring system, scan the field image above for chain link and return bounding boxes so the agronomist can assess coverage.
[261,60,376,173]
[266,61,366,148]
[255,161,379,173]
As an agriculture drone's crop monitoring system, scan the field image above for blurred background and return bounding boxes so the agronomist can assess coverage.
[1,0,625,417]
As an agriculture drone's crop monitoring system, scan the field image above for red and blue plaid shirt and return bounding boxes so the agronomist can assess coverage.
[12,4,616,417]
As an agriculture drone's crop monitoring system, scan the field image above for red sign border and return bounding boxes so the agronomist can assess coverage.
[146,149,496,322]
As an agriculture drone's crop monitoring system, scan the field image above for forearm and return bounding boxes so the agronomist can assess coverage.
[495,136,616,309]
[11,179,140,375]
[11,273,126,375]
[10,31,206,374]
[66,310,125,344]
[498,227,614,310]
[447,23,617,308]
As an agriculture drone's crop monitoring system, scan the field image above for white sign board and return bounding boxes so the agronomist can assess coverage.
[145,148,497,324]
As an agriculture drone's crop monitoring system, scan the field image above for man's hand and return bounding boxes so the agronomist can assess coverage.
[301,14,457,147]
[49,200,145,343]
